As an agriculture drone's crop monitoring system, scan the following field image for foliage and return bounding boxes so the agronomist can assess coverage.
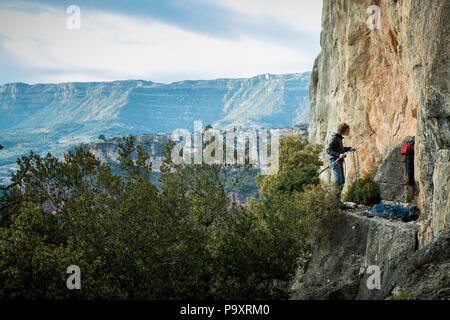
[244,136,340,296]
[343,165,380,205]
[0,134,337,299]
[388,292,416,300]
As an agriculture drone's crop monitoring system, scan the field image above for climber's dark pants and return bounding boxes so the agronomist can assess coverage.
[332,163,345,198]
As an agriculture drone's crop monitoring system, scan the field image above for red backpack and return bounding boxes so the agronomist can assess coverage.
[401,143,412,155]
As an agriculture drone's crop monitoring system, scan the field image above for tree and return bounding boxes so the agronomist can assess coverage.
[0,135,338,299]
[216,135,336,298]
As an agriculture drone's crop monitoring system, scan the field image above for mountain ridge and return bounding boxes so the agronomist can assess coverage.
[0,72,309,87]
[0,72,310,183]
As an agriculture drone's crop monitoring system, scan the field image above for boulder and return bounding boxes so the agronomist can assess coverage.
[290,212,418,300]
[374,137,415,202]
[386,227,450,300]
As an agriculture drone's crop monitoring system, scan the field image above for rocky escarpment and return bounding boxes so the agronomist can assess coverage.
[80,134,172,173]
[77,126,309,173]
[291,212,450,300]
[0,73,310,133]
[309,0,449,246]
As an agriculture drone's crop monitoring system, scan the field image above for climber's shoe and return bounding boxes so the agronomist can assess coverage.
[343,202,358,209]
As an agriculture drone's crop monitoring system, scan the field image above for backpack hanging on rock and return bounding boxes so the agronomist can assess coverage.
[401,143,412,155]
[401,136,415,185]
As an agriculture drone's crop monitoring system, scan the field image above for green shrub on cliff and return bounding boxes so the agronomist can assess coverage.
[343,165,380,205]
[388,292,416,300]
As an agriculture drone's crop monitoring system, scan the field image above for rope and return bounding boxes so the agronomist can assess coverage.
[363,202,419,222]
[352,150,362,204]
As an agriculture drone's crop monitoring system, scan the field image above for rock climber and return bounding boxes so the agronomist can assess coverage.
[326,123,356,197]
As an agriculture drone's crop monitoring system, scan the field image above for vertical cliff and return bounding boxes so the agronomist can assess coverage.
[309,0,449,246]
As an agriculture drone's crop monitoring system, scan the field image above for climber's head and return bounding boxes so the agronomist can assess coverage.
[337,123,350,136]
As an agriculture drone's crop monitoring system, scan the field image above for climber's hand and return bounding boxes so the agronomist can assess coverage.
[350,147,356,152]
[339,153,346,159]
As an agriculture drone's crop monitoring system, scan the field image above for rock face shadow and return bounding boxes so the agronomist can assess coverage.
[374,136,416,203]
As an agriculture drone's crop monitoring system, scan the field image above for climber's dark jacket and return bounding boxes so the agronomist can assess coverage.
[326,133,352,168]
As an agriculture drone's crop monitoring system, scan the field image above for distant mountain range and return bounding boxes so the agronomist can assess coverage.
[0,72,310,183]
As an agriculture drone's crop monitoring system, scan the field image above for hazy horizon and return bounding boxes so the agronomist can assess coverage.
[0,71,311,86]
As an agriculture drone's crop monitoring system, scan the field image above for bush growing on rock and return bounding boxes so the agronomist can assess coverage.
[343,165,380,205]
[388,292,416,300]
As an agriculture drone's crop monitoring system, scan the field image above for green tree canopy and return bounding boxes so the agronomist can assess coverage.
[0,135,339,299]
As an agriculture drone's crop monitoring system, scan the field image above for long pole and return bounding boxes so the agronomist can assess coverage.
[348,130,376,151]
[303,130,376,186]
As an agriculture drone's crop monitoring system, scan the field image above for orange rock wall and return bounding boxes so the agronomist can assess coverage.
[309,0,449,246]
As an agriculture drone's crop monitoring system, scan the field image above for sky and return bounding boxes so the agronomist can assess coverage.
[0,0,323,85]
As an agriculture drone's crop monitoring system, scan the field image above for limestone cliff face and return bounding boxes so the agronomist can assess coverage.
[76,126,308,174]
[77,134,172,173]
[309,0,449,246]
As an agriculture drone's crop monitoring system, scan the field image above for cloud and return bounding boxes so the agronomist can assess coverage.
[198,0,323,34]
[0,1,321,84]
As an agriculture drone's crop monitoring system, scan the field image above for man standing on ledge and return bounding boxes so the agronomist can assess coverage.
[326,123,355,198]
